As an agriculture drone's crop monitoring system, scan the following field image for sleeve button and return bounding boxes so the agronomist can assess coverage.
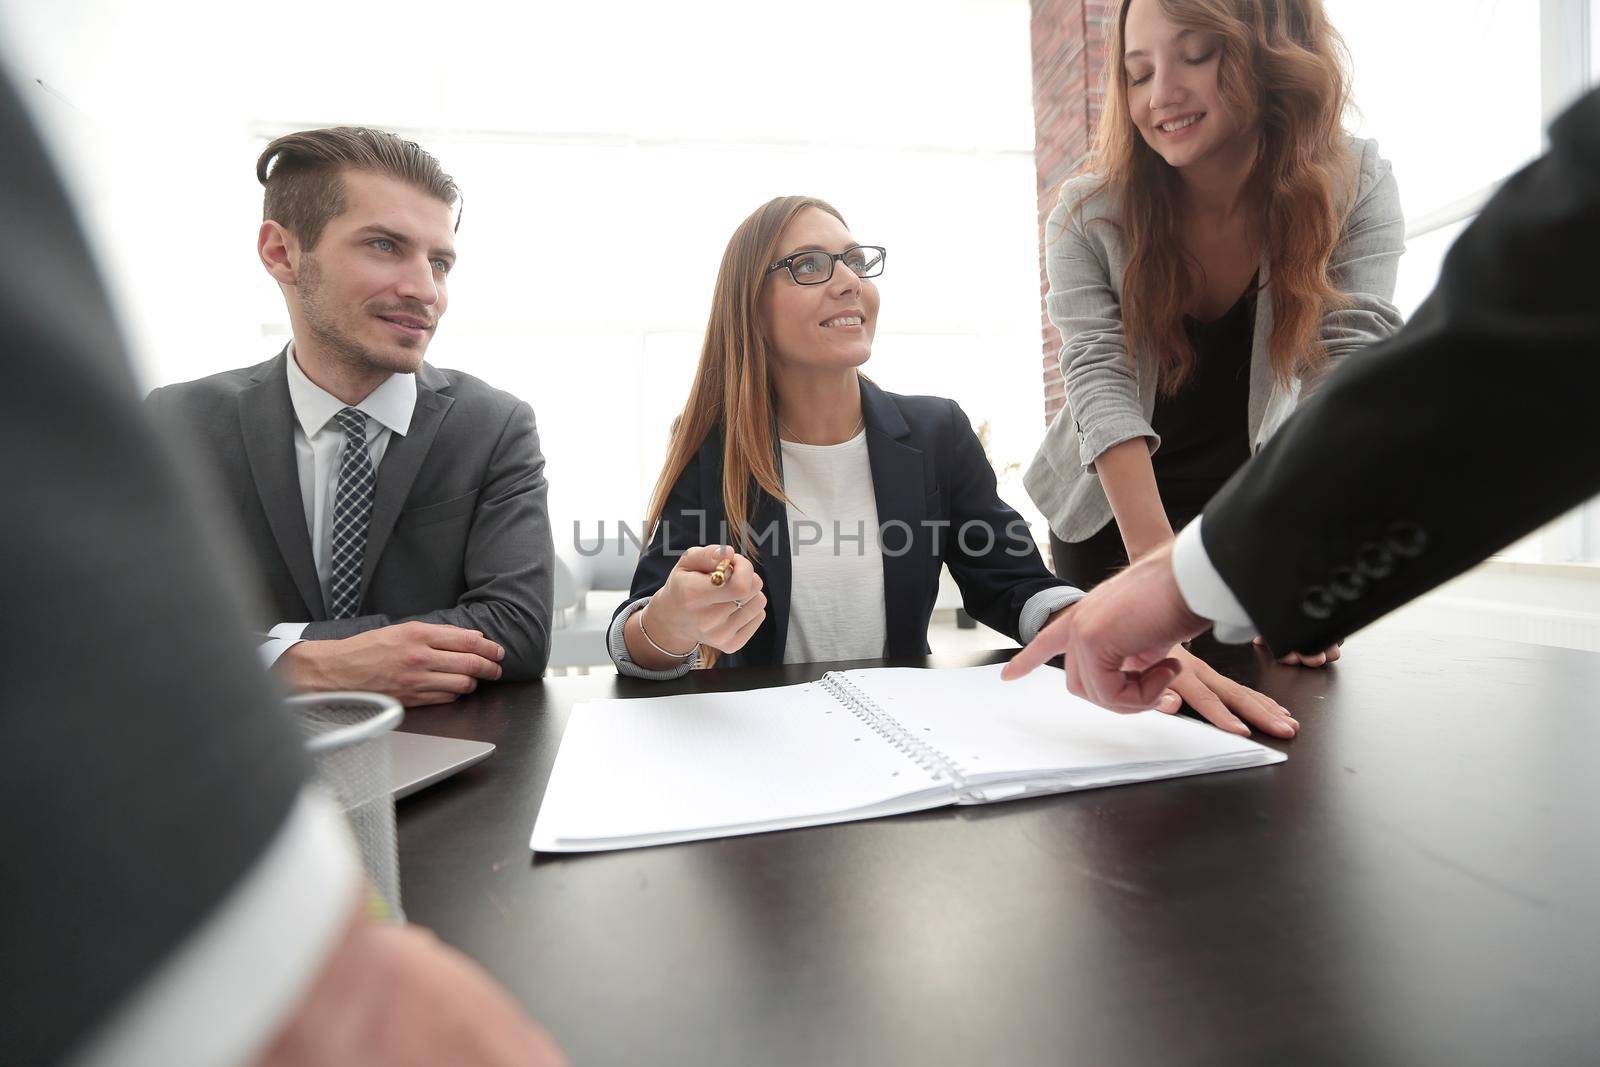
[1386,521,1428,559]
[1356,541,1395,579]
[1329,566,1365,601]
[1301,586,1336,620]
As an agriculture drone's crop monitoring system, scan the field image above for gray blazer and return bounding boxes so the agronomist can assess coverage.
[148,351,554,679]
[1023,136,1406,542]
[4,69,308,1065]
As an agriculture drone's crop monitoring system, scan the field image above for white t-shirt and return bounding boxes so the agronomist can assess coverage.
[780,430,888,665]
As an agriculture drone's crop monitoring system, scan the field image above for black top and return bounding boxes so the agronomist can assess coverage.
[1149,285,1256,517]
[1203,86,1600,652]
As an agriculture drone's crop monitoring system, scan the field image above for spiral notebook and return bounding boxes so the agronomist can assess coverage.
[530,663,1285,853]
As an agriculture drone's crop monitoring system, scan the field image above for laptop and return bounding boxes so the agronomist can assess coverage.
[388,731,496,799]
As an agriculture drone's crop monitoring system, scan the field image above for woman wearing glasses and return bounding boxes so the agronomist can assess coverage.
[1022,0,1404,732]
[604,197,1302,733]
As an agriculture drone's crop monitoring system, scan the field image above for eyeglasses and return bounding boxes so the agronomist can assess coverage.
[765,244,887,286]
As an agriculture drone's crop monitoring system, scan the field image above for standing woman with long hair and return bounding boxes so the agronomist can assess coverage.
[1023,0,1404,731]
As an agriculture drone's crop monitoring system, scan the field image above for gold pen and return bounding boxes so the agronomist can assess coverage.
[710,558,733,587]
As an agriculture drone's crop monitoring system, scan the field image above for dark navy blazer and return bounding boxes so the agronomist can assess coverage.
[620,377,1071,667]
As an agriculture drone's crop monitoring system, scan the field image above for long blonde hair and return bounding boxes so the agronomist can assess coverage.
[1086,0,1353,393]
[646,195,848,553]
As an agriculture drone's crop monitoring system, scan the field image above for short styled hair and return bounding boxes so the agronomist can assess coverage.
[256,126,460,249]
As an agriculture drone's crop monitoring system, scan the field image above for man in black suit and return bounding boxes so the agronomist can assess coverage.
[1005,87,1600,710]
[148,127,553,706]
[0,71,564,1065]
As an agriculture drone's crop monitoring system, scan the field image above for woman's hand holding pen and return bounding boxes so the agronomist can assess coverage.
[645,545,768,655]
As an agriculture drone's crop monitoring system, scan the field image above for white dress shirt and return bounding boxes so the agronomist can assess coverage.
[1171,517,1258,643]
[258,346,417,666]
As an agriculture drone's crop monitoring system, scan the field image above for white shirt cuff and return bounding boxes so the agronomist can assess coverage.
[258,622,310,669]
[1172,518,1257,644]
[67,788,362,1067]
[1018,584,1084,645]
[608,596,699,680]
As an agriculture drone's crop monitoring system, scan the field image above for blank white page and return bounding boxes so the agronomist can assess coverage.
[531,681,955,851]
[833,663,1282,786]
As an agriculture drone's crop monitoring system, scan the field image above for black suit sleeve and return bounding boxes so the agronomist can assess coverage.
[941,400,1069,641]
[0,72,309,1064]
[1201,88,1600,653]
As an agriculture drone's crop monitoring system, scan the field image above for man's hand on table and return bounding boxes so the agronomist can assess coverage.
[276,622,504,707]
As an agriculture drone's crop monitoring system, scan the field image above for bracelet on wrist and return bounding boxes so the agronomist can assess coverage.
[638,602,696,660]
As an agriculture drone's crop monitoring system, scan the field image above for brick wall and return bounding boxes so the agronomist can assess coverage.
[1029,0,1113,424]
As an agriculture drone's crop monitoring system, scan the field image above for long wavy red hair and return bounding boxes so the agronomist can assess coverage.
[1084,0,1353,392]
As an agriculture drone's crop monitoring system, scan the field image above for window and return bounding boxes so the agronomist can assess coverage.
[13,0,1052,543]
[1594,0,1600,78]
[229,4,1052,539]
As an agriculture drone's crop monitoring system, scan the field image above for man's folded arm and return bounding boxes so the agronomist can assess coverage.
[299,399,554,679]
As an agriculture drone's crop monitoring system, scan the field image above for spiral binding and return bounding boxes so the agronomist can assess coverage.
[820,672,969,787]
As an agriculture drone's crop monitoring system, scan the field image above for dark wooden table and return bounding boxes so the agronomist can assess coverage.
[396,632,1600,1066]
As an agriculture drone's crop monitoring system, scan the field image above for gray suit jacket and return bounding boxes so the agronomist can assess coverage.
[1024,136,1407,542]
[2,69,308,1065]
[148,352,554,679]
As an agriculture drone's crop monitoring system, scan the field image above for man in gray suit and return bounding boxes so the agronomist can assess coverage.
[148,128,553,704]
